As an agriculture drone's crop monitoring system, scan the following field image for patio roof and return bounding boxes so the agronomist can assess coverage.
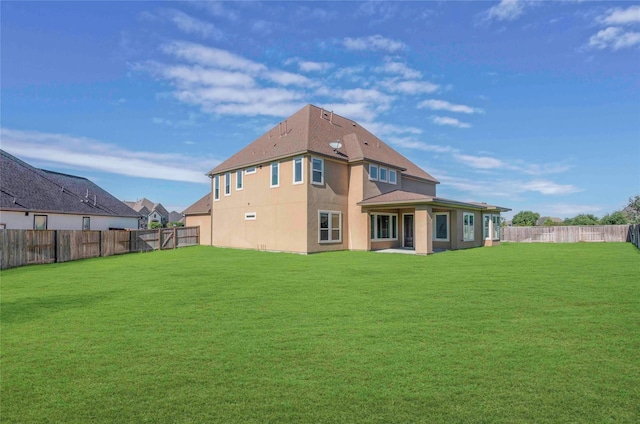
[357,190,510,212]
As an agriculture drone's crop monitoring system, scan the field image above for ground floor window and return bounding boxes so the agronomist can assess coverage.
[370,213,398,240]
[34,215,48,230]
[463,212,474,241]
[319,211,341,243]
[483,214,501,240]
[434,212,449,241]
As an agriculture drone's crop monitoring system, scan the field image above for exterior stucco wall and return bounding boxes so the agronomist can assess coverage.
[307,158,349,253]
[347,164,369,251]
[362,163,403,200]
[0,210,137,230]
[185,214,212,246]
[401,177,437,196]
[211,157,308,253]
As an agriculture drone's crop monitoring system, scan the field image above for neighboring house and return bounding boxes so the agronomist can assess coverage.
[183,193,211,245]
[536,216,563,226]
[207,104,509,255]
[123,198,169,228]
[0,150,139,230]
[168,211,184,224]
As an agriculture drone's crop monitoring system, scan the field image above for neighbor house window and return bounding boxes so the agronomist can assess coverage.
[389,169,397,185]
[245,167,256,175]
[370,213,398,240]
[83,217,90,230]
[214,175,220,200]
[245,212,256,220]
[379,167,388,182]
[369,164,378,181]
[271,162,279,187]
[293,157,304,184]
[319,211,342,243]
[236,170,243,190]
[434,212,449,241]
[463,212,474,241]
[312,157,324,185]
[224,172,231,196]
[34,215,48,230]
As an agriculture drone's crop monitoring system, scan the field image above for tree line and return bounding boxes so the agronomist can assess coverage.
[510,195,640,226]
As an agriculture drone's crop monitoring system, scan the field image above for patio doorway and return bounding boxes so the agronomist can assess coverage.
[403,214,414,248]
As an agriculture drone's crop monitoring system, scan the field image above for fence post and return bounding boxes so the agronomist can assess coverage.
[173,227,177,249]
[159,228,162,250]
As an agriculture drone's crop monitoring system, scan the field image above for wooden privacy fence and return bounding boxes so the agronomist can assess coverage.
[501,225,632,243]
[630,224,640,249]
[0,226,199,270]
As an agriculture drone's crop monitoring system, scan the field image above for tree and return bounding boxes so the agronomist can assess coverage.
[600,211,629,225]
[149,221,163,229]
[167,221,185,227]
[565,214,600,226]
[543,218,555,226]
[512,210,540,226]
[625,195,640,224]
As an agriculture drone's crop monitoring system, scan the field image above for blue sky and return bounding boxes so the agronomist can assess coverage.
[2,1,639,219]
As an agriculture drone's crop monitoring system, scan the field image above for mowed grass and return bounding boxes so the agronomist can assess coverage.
[1,243,639,423]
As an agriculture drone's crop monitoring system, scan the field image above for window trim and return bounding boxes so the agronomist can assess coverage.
[34,214,48,230]
[369,164,379,181]
[389,169,397,185]
[293,156,304,185]
[245,167,257,175]
[245,212,257,221]
[224,172,231,196]
[213,175,220,201]
[236,170,243,191]
[270,162,280,188]
[83,216,91,231]
[318,210,342,244]
[370,213,399,241]
[434,212,450,242]
[311,157,324,185]
[463,212,475,242]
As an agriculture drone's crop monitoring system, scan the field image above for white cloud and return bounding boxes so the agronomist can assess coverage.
[598,5,640,26]
[265,70,312,86]
[167,10,222,39]
[319,102,378,122]
[388,137,454,154]
[418,99,484,114]
[343,35,406,53]
[431,116,471,128]
[159,65,256,88]
[521,179,581,195]
[375,60,422,79]
[381,79,439,94]
[588,27,640,50]
[0,128,215,184]
[297,60,334,73]
[359,122,422,137]
[162,41,266,74]
[454,153,503,169]
[482,0,527,23]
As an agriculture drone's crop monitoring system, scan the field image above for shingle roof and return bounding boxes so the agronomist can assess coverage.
[358,190,511,212]
[182,193,211,216]
[208,104,439,183]
[124,198,169,218]
[168,211,184,222]
[0,149,139,218]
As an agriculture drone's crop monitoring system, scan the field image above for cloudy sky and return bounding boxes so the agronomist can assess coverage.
[2,1,639,218]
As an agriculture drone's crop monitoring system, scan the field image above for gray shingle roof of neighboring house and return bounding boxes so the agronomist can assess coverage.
[536,216,563,226]
[0,150,140,218]
[183,193,211,216]
[168,211,184,222]
[124,198,170,219]
[208,104,439,183]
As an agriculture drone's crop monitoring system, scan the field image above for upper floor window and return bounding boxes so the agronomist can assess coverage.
[224,172,231,196]
[463,212,474,241]
[271,162,280,188]
[245,167,257,175]
[389,170,397,185]
[236,170,243,190]
[379,167,388,182]
[214,175,220,200]
[369,164,378,181]
[312,157,324,185]
[293,157,304,184]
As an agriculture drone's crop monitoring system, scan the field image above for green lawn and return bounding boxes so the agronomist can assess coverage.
[1,243,639,423]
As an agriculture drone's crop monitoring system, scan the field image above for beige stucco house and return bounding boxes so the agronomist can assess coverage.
[183,193,212,246]
[206,104,509,255]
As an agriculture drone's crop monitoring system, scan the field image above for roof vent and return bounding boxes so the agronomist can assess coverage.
[363,140,369,145]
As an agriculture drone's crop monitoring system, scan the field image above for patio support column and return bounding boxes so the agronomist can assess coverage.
[414,205,433,255]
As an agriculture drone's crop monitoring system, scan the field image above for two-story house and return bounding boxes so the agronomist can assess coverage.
[123,198,170,228]
[207,104,508,255]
